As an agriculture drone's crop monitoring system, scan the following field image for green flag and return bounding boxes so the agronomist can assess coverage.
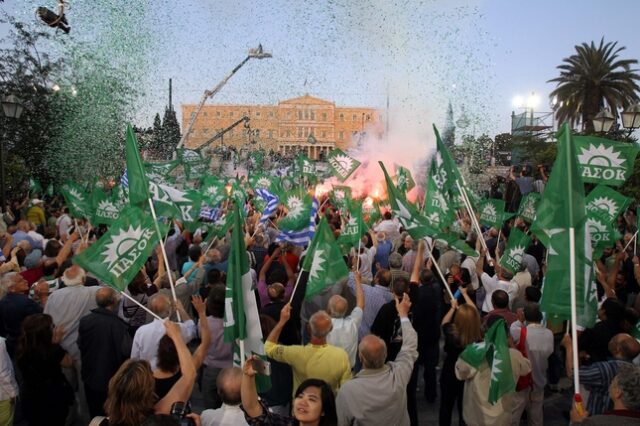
[175,190,203,231]
[337,203,365,248]
[176,148,204,165]
[573,135,640,186]
[499,228,531,275]
[479,199,508,229]
[327,148,360,182]
[185,159,209,181]
[145,160,179,177]
[394,165,415,192]
[459,318,514,405]
[125,125,152,207]
[73,205,160,290]
[586,210,621,249]
[585,184,630,222]
[60,182,91,219]
[530,124,592,321]
[279,193,313,232]
[302,217,349,299]
[516,192,541,223]
[223,204,250,343]
[45,182,54,197]
[201,176,227,206]
[330,185,352,213]
[249,174,275,192]
[435,232,477,257]
[380,162,436,240]
[424,159,455,231]
[29,178,42,195]
[296,154,316,177]
[91,187,121,225]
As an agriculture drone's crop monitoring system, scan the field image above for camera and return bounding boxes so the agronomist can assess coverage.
[170,401,195,426]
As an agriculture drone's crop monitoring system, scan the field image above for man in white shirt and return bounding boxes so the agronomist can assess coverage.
[475,248,519,313]
[56,207,73,241]
[327,271,365,368]
[374,212,400,243]
[130,293,196,369]
[510,303,554,426]
[201,367,248,426]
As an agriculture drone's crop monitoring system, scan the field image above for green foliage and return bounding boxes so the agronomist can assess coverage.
[549,39,640,131]
[493,133,513,165]
[442,101,456,149]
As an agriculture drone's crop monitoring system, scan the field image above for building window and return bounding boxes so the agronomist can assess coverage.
[269,111,274,117]
[339,131,344,140]
[298,127,303,137]
[321,131,326,138]
[190,112,196,119]
[286,130,291,137]
[310,111,315,120]
[298,111,303,120]
[352,114,357,121]
[322,112,327,121]
[229,111,234,117]
[203,112,208,117]
[339,113,344,121]
[366,114,371,121]
[216,111,220,117]
[287,111,292,118]
[268,130,274,139]
[203,128,209,134]
[304,111,309,120]
[256,111,261,117]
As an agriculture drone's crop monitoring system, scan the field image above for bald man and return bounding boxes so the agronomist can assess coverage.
[327,271,365,368]
[265,304,351,397]
[200,367,248,426]
[78,287,132,417]
[563,332,640,416]
[336,293,418,426]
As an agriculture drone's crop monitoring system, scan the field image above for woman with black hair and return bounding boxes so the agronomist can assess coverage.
[241,356,337,426]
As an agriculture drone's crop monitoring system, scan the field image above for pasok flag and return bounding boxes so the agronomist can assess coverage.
[327,148,361,182]
[380,161,437,240]
[60,182,92,219]
[73,205,160,291]
[499,228,531,276]
[479,199,510,229]
[302,217,350,299]
[459,318,515,404]
[424,159,455,231]
[279,193,313,232]
[394,165,415,193]
[573,135,640,187]
[125,124,152,207]
[585,184,631,222]
[29,178,42,195]
[517,192,541,224]
[91,187,121,226]
[222,205,268,377]
[530,124,592,322]
[337,202,365,248]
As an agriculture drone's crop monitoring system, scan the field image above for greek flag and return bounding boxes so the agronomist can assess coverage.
[200,206,221,221]
[255,188,279,225]
[275,197,318,247]
[120,169,129,189]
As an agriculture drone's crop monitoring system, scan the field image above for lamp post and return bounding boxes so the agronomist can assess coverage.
[591,109,615,133]
[1,95,24,213]
[621,103,640,135]
[176,44,272,150]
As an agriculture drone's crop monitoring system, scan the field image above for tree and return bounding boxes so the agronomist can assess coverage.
[442,101,456,149]
[493,133,513,166]
[549,39,640,131]
[160,107,181,159]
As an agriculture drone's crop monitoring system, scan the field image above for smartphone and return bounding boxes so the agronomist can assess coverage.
[252,357,271,376]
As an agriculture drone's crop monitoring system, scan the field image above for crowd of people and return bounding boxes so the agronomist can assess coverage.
[0,181,638,426]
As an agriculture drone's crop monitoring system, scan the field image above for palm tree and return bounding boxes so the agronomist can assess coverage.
[548,38,640,131]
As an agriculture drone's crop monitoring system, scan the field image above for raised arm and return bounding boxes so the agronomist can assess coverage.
[476,247,487,279]
[241,357,263,418]
[55,230,80,265]
[411,240,426,283]
[190,296,211,370]
[441,298,459,326]
[259,246,281,282]
[266,303,290,344]
[354,271,365,310]
[155,321,197,414]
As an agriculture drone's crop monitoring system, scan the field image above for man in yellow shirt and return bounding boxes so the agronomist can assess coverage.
[265,304,351,397]
[26,199,46,229]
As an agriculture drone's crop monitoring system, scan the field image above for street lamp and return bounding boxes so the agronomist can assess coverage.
[621,103,640,131]
[1,95,24,213]
[176,44,272,150]
[592,109,615,133]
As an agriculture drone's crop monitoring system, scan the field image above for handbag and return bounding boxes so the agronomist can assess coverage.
[515,325,533,391]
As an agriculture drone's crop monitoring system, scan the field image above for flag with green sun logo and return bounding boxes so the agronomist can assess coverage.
[302,217,349,299]
[200,176,227,206]
[249,174,275,192]
[499,228,531,275]
[586,210,621,249]
[459,318,515,405]
[330,185,352,213]
[60,182,92,219]
[337,203,365,248]
[585,184,631,222]
[91,187,122,225]
[479,199,509,229]
[327,148,360,182]
[279,193,313,232]
[517,192,541,224]
[573,135,640,187]
[424,158,455,231]
[394,165,415,193]
[73,205,161,291]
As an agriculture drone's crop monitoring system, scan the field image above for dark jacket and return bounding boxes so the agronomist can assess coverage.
[78,307,132,391]
[0,293,42,356]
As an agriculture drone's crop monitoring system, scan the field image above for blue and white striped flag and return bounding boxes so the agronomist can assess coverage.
[120,169,129,189]
[200,206,221,221]
[255,188,279,225]
[275,197,318,247]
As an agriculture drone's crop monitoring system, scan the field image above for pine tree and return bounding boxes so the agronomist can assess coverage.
[442,101,456,149]
[148,113,163,159]
[161,107,181,159]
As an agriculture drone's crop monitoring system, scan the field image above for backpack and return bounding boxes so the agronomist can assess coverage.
[515,326,533,391]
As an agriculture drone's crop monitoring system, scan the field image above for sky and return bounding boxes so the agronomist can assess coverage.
[1,0,640,140]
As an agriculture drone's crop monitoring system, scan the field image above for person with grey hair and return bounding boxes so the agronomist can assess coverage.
[336,293,418,426]
[0,272,41,356]
[131,292,196,370]
[265,303,351,397]
[475,247,519,314]
[78,287,132,418]
[571,364,640,424]
[327,271,365,368]
[200,366,248,426]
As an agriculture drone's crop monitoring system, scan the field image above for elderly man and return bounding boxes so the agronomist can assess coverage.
[0,272,42,356]
[44,265,100,363]
[265,304,351,396]
[336,293,417,426]
[78,287,132,418]
[476,248,519,313]
[563,332,640,416]
[200,367,248,426]
[350,268,394,340]
[327,271,365,368]
[131,292,196,369]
